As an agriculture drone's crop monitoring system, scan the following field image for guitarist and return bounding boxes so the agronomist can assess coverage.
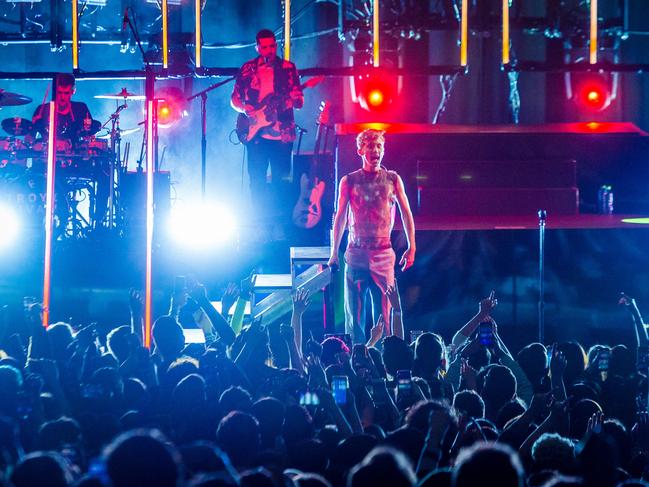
[230,29,304,239]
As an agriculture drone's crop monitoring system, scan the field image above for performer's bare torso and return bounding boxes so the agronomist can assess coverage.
[346,168,397,250]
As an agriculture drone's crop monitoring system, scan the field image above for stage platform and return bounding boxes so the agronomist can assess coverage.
[409,214,649,231]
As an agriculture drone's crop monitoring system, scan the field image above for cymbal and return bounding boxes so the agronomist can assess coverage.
[96,127,141,139]
[2,117,33,136]
[94,88,146,101]
[0,90,32,107]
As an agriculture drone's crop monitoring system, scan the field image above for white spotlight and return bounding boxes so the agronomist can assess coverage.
[168,201,237,249]
[0,205,19,250]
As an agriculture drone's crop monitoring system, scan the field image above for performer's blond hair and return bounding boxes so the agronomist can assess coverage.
[356,129,385,151]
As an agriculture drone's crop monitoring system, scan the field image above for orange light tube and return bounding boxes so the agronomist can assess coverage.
[284,0,291,60]
[373,0,379,67]
[590,0,598,64]
[144,100,155,348]
[502,0,509,64]
[162,0,169,69]
[42,101,57,327]
[72,0,79,69]
[194,0,202,68]
[460,0,468,66]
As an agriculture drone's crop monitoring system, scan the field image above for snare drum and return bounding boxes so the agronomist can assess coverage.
[31,138,73,154]
[79,136,110,156]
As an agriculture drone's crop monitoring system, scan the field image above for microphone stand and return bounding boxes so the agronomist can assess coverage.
[187,77,236,200]
[538,209,547,343]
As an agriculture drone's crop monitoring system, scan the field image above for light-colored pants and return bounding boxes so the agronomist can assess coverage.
[344,246,395,343]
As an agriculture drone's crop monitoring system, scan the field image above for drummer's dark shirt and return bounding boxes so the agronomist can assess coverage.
[32,101,92,142]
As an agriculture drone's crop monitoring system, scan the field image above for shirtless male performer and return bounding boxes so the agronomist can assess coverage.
[328,129,416,344]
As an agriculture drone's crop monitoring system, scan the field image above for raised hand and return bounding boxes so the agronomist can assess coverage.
[221,282,240,315]
[190,283,208,302]
[385,282,402,313]
[549,344,567,378]
[460,358,478,390]
[478,290,498,318]
[292,288,311,316]
[128,289,143,315]
[586,411,604,436]
[367,317,385,347]
[306,353,328,389]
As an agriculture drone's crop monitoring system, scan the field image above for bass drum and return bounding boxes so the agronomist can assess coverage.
[0,168,46,229]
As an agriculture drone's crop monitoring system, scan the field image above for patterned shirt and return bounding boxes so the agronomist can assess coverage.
[345,168,398,249]
[232,55,302,143]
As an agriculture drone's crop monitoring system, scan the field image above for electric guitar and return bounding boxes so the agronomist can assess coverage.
[235,75,324,145]
[291,101,331,229]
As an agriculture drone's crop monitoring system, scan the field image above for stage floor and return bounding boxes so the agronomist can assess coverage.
[409,214,649,231]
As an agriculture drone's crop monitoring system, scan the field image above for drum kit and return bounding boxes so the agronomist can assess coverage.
[0,88,142,238]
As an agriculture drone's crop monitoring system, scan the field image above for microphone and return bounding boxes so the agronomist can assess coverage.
[122,8,129,31]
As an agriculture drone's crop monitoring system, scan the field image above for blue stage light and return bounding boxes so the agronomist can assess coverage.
[0,204,20,250]
[168,201,237,249]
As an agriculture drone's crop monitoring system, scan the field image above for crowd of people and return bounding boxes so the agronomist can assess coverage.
[0,281,648,487]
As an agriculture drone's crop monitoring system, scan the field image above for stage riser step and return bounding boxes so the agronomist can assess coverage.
[418,188,579,216]
[416,160,577,188]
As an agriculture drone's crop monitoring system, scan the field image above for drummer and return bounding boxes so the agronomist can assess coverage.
[30,73,109,230]
[31,73,94,143]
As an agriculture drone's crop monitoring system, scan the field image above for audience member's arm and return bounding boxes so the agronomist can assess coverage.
[220,282,240,325]
[366,319,384,348]
[191,284,236,347]
[499,393,549,448]
[451,291,497,348]
[519,399,569,461]
[280,324,305,375]
[128,289,144,343]
[26,303,51,360]
[620,293,649,348]
[549,344,567,402]
[291,289,310,357]
[318,389,354,438]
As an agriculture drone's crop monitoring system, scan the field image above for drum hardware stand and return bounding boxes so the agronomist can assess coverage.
[102,103,128,231]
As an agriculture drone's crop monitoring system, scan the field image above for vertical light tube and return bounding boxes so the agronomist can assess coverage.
[72,0,79,69]
[42,101,57,327]
[284,0,291,60]
[590,0,598,64]
[144,100,155,348]
[162,0,169,69]
[372,0,379,67]
[461,0,468,66]
[502,0,509,64]
[194,0,202,68]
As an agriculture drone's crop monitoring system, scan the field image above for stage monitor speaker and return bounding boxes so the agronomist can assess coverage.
[120,171,171,233]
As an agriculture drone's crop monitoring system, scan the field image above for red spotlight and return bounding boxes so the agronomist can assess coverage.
[572,77,612,112]
[156,87,189,129]
[357,74,394,112]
